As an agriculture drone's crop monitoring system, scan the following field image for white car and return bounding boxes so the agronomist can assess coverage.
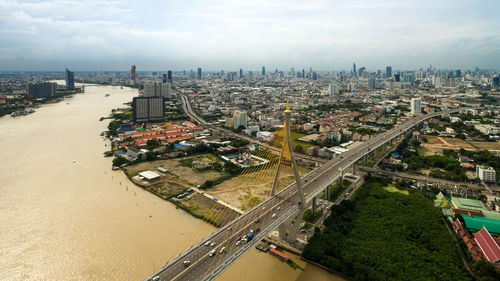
[152,276,160,281]
[272,213,277,219]
[235,241,241,246]
[183,260,190,267]
[277,207,281,211]
[210,242,216,247]
[262,206,266,210]
[205,241,211,246]
[219,247,226,254]
[209,249,216,257]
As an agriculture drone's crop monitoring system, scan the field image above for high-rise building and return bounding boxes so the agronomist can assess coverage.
[240,69,243,78]
[131,65,136,83]
[27,82,57,97]
[65,68,74,90]
[493,77,499,87]
[328,83,339,95]
[353,63,356,75]
[262,66,266,76]
[476,166,496,182]
[386,66,392,78]
[232,110,248,129]
[167,70,173,84]
[368,77,376,89]
[143,82,171,99]
[132,96,165,123]
[302,69,305,78]
[411,98,421,115]
[162,74,167,83]
[456,69,462,78]
[394,73,400,82]
[197,68,202,79]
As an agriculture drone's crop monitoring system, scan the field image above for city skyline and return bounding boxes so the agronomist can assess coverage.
[1,0,500,71]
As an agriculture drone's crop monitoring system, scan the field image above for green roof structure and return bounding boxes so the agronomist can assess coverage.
[461,215,500,236]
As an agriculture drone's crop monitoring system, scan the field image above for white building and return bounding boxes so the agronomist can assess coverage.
[256,131,273,142]
[328,83,339,95]
[232,110,248,129]
[476,166,496,182]
[410,98,421,115]
[144,82,171,99]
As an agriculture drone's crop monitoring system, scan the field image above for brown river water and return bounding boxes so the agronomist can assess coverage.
[0,83,344,281]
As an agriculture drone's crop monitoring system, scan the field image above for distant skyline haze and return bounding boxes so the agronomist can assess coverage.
[0,0,499,71]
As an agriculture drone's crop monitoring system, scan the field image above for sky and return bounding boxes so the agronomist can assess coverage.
[0,0,499,71]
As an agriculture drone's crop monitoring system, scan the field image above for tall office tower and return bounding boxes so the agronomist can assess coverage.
[456,69,462,78]
[249,71,253,77]
[144,82,171,99]
[167,70,173,84]
[328,83,339,95]
[190,70,194,78]
[239,69,243,78]
[27,82,57,97]
[302,69,305,79]
[197,68,202,79]
[232,110,248,129]
[290,67,294,77]
[411,98,421,115]
[131,65,136,83]
[262,66,266,76]
[132,96,165,123]
[312,71,317,80]
[377,69,382,79]
[162,74,167,83]
[368,77,376,89]
[394,74,400,82]
[386,66,392,78]
[353,63,356,75]
[65,68,74,90]
[493,77,500,87]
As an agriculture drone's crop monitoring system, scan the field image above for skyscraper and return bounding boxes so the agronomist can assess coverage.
[131,65,136,83]
[27,82,57,97]
[302,69,305,79]
[353,63,356,75]
[162,74,167,83]
[386,66,392,78]
[65,68,74,90]
[328,84,339,95]
[240,69,243,78]
[144,82,171,99]
[167,70,173,84]
[232,110,248,129]
[394,74,400,82]
[197,68,202,79]
[368,77,376,89]
[262,66,266,76]
[132,96,165,123]
[411,98,421,115]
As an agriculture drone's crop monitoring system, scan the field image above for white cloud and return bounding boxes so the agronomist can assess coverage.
[0,0,499,70]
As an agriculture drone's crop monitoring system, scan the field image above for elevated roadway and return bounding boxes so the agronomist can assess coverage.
[147,100,459,281]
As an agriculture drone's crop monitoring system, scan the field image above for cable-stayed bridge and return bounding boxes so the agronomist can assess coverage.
[144,97,458,281]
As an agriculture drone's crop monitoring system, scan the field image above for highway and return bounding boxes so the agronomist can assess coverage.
[145,103,459,281]
[179,94,327,164]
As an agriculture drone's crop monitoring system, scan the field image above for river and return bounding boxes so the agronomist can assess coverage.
[0,83,343,281]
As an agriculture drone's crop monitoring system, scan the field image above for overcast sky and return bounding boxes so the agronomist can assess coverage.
[1,0,499,71]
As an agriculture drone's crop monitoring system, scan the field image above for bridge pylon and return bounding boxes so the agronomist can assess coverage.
[271,101,307,242]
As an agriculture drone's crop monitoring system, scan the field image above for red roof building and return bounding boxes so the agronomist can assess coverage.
[269,248,290,262]
[474,227,500,266]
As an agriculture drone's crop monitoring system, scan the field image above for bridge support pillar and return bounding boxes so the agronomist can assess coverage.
[364,155,368,165]
[325,185,331,201]
[312,197,317,212]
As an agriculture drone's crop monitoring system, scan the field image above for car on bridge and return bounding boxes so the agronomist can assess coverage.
[183,260,190,267]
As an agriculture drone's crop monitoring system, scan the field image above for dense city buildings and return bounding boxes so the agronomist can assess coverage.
[143,82,171,99]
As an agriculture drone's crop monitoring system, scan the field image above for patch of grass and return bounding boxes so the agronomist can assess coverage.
[303,209,323,224]
[286,259,304,270]
[384,185,409,195]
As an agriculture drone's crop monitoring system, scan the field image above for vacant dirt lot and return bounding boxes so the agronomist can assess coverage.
[123,154,225,186]
[207,165,310,211]
[177,193,238,226]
